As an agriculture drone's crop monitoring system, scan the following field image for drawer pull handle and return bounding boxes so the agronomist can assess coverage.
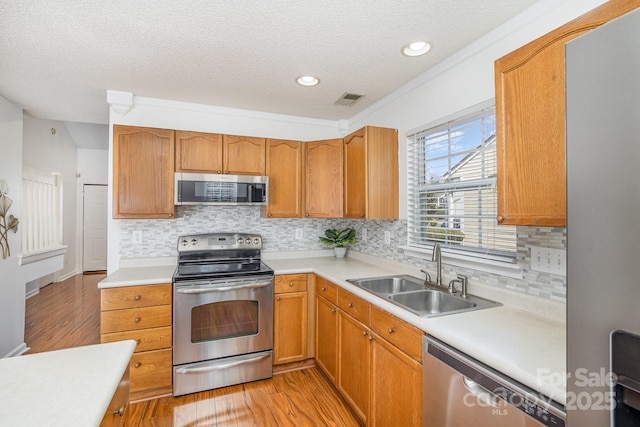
[134,362,141,368]
[363,330,368,336]
[321,287,327,291]
[276,296,281,301]
[369,335,375,341]
[134,295,141,301]
[289,282,294,287]
[348,303,353,308]
[134,317,141,323]
[331,307,336,313]
[113,406,124,416]
[388,327,395,334]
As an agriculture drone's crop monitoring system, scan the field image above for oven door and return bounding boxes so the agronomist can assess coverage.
[173,275,274,366]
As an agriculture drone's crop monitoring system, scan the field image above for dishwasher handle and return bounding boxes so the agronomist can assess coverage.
[462,376,500,407]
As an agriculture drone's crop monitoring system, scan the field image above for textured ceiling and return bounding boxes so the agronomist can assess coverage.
[1,0,538,125]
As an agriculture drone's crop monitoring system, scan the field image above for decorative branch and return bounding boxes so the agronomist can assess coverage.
[0,180,19,259]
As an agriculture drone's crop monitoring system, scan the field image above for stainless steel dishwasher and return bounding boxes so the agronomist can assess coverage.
[423,335,565,427]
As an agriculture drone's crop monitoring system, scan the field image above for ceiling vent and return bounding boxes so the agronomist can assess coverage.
[334,92,365,106]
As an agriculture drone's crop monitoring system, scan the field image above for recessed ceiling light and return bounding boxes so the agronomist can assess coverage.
[402,41,431,57]
[296,75,320,87]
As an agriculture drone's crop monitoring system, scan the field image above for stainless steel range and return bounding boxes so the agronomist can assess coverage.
[172,232,274,397]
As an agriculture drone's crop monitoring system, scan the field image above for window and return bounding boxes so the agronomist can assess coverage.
[22,167,63,254]
[407,102,516,259]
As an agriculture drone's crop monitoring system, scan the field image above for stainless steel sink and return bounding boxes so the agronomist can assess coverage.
[346,275,425,295]
[346,274,501,317]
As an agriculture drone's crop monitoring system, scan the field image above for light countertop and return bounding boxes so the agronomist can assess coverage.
[99,252,566,405]
[0,340,136,427]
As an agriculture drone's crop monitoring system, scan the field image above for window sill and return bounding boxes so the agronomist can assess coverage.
[399,245,523,279]
[19,246,68,266]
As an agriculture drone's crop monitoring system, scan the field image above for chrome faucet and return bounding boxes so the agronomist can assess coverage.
[432,243,443,287]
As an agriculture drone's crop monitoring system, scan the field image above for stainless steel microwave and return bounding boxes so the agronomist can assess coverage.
[175,173,268,206]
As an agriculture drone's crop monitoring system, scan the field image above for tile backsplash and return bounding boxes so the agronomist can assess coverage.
[119,206,566,302]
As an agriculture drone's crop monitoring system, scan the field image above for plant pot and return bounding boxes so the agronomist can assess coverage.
[334,247,347,258]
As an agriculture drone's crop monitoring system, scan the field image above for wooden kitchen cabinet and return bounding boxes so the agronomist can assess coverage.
[495,0,639,226]
[305,138,343,218]
[175,130,223,173]
[315,276,338,383]
[112,125,175,219]
[344,126,398,219]
[273,274,308,365]
[223,134,266,175]
[263,139,304,218]
[100,365,130,427]
[100,283,173,402]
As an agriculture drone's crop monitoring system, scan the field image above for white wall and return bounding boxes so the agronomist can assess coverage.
[0,95,26,357]
[23,117,79,279]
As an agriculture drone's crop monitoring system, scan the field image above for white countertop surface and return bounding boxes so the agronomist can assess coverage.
[99,252,566,405]
[0,340,136,427]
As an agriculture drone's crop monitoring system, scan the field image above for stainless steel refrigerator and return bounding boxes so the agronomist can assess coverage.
[566,6,640,427]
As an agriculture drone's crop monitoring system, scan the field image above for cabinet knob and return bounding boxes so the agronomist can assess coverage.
[217,170,222,174]
[113,406,124,416]
[321,287,327,292]
[134,362,141,368]
[268,213,272,217]
[289,282,294,287]
[134,317,141,323]
[305,213,309,217]
[388,327,395,334]
[497,215,504,223]
[276,296,281,301]
[362,330,368,336]
[134,295,141,301]
[348,303,354,308]
[331,307,336,313]
[369,335,375,341]
[135,339,141,345]
[361,214,365,218]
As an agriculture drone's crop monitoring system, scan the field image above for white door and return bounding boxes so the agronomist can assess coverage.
[83,184,107,271]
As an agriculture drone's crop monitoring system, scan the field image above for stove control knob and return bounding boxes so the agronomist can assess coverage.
[190,239,197,246]
[181,239,188,247]
[253,238,260,245]
[237,238,244,244]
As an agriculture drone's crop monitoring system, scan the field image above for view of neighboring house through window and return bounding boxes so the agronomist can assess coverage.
[22,167,63,254]
[407,101,517,259]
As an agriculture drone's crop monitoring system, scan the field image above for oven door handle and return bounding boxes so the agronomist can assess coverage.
[175,280,272,294]
[175,353,271,374]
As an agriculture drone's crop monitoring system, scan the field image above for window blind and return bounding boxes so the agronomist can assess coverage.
[22,168,62,255]
[407,104,516,258]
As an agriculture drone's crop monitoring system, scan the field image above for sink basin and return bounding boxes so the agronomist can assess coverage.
[347,276,425,295]
[388,290,476,316]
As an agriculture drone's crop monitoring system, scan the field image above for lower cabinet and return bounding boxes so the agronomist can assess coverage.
[100,365,129,427]
[315,280,422,427]
[274,274,308,365]
[100,283,173,402]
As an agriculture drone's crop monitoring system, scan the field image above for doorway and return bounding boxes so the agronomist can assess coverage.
[82,184,107,272]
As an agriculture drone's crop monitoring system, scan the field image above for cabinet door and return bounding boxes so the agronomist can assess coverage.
[274,291,308,365]
[112,126,175,219]
[370,334,422,427]
[223,135,266,175]
[315,294,338,384]
[343,128,367,219]
[175,131,223,173]
[129,348,172,400]
[495,0,638,226]
[337,310,370,424]
[305,138,343,218]
[264,139,303,218]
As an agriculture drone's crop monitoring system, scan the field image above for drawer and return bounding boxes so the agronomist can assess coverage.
[101,284,172,311]
[130,348,172,395]
[337,287,370,325]
[275,274,308,293]
[101,305,172,334]
[370,305,423,362]
[315,275,338,305]
[101,326,172,353]
[100,365,129,427]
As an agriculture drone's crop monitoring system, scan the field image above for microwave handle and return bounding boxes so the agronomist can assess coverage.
[248,184,253,203]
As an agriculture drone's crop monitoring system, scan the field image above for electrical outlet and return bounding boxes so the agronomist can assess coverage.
[132,230,143,244]
[295,229,303,240]
[384,230,391,245]
[530,246,566,276]
[361,228,368,243]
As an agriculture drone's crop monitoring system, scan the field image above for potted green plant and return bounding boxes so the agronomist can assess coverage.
[319,228,356,258]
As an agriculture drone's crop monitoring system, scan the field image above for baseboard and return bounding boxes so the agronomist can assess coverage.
[3,342,29,358]
[57,270,79,282]
[25,288,40,300]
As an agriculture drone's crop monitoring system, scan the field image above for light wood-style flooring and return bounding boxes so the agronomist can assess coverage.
[25,274,361,427]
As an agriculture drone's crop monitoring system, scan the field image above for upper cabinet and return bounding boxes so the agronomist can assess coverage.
[175,131,265,175]
[495,0,639,227]
[344,126,398,219]
[223,135,266,175]
[175,131,223,173]
[263,139,304,218]
[112,125,175,219]
[305,138,344,218]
